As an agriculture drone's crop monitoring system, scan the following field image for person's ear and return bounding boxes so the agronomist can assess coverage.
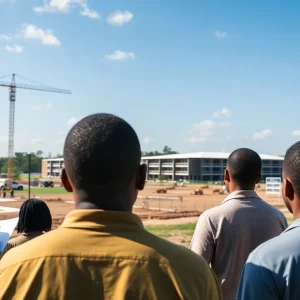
[284,177,294,201]
[224,168,230,183]
[61,168,73,193]
[256,174,262,184]
[136,164,147,191]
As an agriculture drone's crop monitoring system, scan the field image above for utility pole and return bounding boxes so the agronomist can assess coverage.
[28,154,31,199]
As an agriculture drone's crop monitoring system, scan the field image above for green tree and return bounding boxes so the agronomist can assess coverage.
[143,146,178,157]
[13,167,21,180]
[36,150,43,157]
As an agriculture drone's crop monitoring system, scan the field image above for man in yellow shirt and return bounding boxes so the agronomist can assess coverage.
[0,113,221,300]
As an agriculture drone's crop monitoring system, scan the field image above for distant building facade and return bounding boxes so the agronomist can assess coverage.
[42,158,64,178]
[141,152,283,182]
[42,152,283,182]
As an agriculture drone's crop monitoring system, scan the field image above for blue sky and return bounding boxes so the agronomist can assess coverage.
[0,0,300,157]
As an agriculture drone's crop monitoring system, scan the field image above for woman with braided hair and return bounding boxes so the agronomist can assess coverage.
[1,198,52,258]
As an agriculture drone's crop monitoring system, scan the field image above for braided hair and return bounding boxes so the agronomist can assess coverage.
[17,198,52,233]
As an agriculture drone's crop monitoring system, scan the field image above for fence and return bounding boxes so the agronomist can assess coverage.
[134,195,183,212]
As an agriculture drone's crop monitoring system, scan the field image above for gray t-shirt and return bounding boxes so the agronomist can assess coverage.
[190,190,288,300]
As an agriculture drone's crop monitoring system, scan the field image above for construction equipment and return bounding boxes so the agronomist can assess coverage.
[0,74,71,180]
[213,188,221,194]
[201,185,209,189]
[191,188,203,195]
[153,188,167,194]
[166,184,176,190]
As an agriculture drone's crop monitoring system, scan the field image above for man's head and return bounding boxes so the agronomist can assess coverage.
[17,199,52,233]
[61,113,147,211]
[282,142,300,215]
[225,148,262,192]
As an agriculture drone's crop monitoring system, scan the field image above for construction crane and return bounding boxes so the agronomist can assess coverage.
[0,74,71,180]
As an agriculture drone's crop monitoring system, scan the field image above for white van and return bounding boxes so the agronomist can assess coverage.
[0,179,24,190]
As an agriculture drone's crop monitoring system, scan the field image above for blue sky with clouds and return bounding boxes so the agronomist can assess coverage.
[0,0,300,157]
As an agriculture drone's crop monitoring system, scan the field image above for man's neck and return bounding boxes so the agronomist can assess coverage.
[73,189,134,212]
[229,185,255,193]
[75,200,132,213]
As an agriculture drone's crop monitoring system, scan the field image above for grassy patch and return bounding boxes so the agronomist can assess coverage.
[15,187,68,195]
[145,223,196,238]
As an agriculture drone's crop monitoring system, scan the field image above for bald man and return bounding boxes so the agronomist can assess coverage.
[190,148,287,300]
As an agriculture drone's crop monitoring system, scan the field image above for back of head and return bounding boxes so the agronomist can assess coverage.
[227,148,262,189]
[283,141,300,197]
[63,113,141,194]
[18,198,52,233]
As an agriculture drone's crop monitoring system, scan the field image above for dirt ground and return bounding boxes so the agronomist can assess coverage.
[0,183,290,228]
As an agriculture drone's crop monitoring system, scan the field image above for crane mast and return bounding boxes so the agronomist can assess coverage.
[7,74,16,179]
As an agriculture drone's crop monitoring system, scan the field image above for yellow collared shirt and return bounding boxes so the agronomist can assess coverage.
[0,209,221,300]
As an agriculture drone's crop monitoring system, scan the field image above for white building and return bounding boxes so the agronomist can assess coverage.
[42,152,283,182]
[141,152,283,182]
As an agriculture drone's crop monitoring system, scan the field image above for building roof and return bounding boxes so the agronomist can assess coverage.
[43,152,284,162]
[42,158,64,162]
[142,152,284,161]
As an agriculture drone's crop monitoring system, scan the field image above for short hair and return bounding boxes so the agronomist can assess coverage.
[17,199,52,233]
[227,148,262,187]
[64,113,141,189]
[283,141,300,196]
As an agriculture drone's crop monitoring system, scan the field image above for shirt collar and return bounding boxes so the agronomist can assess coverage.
[61,209,144,232]
[284,218,300,233]
[222,190,260,204]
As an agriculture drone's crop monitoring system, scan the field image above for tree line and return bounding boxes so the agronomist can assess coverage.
[0,146,177,179]
[0,151,63,179]
[142,146,178,157]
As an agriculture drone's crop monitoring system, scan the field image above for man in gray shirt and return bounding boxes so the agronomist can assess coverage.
[190,148,287,300]
[238,142,300,300]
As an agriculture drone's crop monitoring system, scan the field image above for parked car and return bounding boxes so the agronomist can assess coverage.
[0,179,24,190]
[30,180,39,187]
[40,181,54,188]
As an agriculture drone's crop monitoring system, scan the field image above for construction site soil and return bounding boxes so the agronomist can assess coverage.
[0,183,288,229]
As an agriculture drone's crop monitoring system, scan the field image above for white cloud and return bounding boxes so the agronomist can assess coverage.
[213,108,232,118]
[21,24,61,46]
[33,0,100,19]
[187,119,232,144]
[214,31,227,40]
[5,44,23,53]
[79,0,100,19]
[31,137,44,144]
[107,10,133,26]
[0,34,12,41]
[143,137,153,144]
[33,0,72,13]
[193,120,217,136]
[57,131,66,135]
[32,105,41,111]
[253,129,272,141]
[104,50,135,61]
[67,117,78,126]
[292,130,300,136]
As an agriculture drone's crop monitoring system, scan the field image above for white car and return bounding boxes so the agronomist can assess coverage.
[0,179,24,190]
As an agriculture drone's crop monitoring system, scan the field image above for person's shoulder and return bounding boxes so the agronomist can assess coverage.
[144,230,211,273]
[248,231,292,267]
[0,230,60,270]
[256,197,286,217]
